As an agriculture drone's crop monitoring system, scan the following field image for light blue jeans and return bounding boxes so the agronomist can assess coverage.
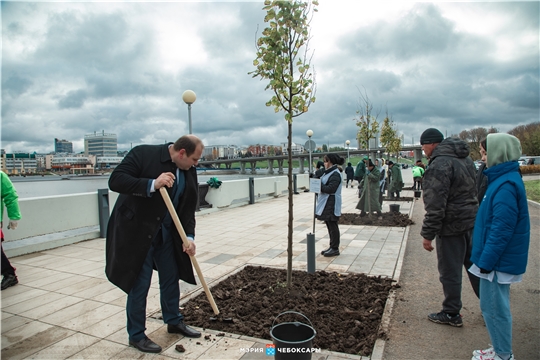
[479,275,512,358]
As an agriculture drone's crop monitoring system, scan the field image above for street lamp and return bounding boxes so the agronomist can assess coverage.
[345,140,350,163]
[182,90,197,134]
[306,129,314,174]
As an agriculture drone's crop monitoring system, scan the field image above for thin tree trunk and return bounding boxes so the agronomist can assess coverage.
[287,120,293,287]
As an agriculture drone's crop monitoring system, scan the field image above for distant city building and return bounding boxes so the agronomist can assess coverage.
[51,155,94,174]
[203,145,239,160]
[84,131,117,157]
[280,142,304,155]
[95,156,124,169]
[246,144,280,157]
[1,153,38,174]
[54,138,73,154]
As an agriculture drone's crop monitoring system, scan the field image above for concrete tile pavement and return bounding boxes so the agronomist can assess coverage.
[1,179,418,359]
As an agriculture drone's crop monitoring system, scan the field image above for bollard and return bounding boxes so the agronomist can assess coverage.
[249,177,255,204]
[306,233,315,273]
[97,189,110,238]
[293,174,299,194]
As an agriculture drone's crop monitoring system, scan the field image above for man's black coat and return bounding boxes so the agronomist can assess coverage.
[105,143,197,293]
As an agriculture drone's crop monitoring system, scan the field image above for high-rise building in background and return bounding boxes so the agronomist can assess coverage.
[54,138,73,153]
[84,131,117,157]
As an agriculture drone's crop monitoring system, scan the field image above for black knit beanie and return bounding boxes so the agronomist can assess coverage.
[326,153,344,166]
[420,128,444,145]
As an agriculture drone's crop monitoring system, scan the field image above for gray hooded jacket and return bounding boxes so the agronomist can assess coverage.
[421,137,478,240]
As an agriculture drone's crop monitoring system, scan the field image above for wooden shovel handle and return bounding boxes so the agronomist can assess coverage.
[159,187,219,315]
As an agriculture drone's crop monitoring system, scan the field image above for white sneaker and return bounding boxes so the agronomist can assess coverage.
[473,346,494,357]
[471,353,514,360]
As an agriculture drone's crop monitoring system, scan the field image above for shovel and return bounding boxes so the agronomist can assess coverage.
[159,187,220,316]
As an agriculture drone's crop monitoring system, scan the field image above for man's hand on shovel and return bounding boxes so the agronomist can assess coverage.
[183,241,196,257]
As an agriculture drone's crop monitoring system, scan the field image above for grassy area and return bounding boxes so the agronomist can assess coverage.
[524,180,540,202]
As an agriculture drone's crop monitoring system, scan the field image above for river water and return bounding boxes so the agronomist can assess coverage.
[10,170,298,199]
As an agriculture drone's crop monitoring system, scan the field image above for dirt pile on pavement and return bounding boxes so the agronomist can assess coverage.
[183,265,397,356]
[339,212,414,227]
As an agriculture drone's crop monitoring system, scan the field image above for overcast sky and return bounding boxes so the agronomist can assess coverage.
[1,1,538,154]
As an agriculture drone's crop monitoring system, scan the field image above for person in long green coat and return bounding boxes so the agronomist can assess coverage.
[1,171,22,290]
[388,161,404,198]
[356,159,382,218]
[354,156,368,190]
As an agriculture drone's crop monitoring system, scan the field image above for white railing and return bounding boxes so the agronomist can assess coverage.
[3,174,309,257]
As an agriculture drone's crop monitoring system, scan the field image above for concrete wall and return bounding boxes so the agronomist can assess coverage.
[2,174,309,256]
[205,174,308,208]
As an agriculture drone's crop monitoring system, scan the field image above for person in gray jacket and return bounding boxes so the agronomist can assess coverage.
[316,153,345,257]
[419,128,480,327]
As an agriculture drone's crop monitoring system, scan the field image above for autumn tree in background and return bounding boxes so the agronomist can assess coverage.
[457,126,498,160]
[250,0,318,287]
[508,121,540,156]
[354,88,380,152]
[379,110,401,160]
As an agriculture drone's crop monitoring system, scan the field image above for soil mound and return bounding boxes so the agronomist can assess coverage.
[182,266,397,356]
[339,212,414,227]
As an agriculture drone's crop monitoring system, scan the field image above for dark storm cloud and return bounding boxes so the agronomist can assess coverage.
[2,74,33,98]
[35,11,136,70]
[58,89,87,109]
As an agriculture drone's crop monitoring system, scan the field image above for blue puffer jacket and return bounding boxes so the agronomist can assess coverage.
[471,161,530,274]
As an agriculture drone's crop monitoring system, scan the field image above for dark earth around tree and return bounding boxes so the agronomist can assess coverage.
[182,266,397,356]
[339,211,414,227]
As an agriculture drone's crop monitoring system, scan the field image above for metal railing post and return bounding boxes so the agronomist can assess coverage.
[249,177,255,204]
[97,189,109,238]
[307,233,316,273]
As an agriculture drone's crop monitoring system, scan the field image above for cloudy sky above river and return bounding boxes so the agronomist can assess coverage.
[1,1,538,154]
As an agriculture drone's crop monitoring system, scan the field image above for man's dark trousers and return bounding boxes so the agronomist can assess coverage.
[1,245,15,275]
[435,230,480,315]
[126,230,182,342]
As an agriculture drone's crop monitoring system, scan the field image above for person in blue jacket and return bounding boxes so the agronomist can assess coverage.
[469,133,530,360]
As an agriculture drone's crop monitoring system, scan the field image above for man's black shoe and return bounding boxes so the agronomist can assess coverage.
[321,247,331,255]
[129,337,162,353]
[168,321,201,338]
[323,248,340,257]
[1,274,18,290]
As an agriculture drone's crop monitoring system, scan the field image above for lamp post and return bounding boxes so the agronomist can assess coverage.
[182,90,197,134]
[345,140,350,163]
[306,129,313,174]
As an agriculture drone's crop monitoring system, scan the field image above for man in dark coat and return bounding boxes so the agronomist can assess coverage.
[106,135,204,353]
[419,128,480,328]
[344,162,354,188]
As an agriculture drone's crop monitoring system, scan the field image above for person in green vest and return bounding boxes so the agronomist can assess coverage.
[354,156,368,191]
[1,171,22,290]
[388,161,404,199]
[356,159,382,219]
[412,161,425,190]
